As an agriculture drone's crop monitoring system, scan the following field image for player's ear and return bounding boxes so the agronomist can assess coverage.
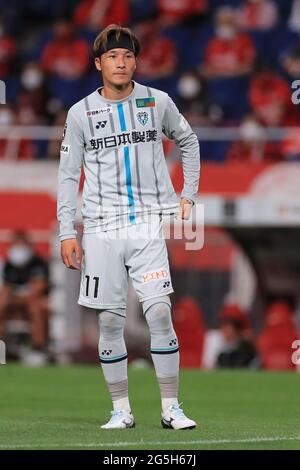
[95,57,101,71]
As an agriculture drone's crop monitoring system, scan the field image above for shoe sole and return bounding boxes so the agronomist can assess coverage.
[101,421,136,430]
[161,419,196,430]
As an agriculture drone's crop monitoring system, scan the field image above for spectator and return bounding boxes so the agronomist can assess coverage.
[0,232,49,355]
[216,304,258,368]
[176,70,223,126]
[73,0,129,31]
[249,70,299,126]
[227,115,267,163]
[202,6,256,79]
[156,0,208,27]
[135,20,177,85]
[18,62,50,122]
[41,19,90,107]
[0,17,16,78]
[216,317,258,368]
[237,0,278,32]
[41,19,90,81]
[202,303,259,369]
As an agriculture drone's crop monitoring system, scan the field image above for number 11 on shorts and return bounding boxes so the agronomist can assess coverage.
[85,275,100,298]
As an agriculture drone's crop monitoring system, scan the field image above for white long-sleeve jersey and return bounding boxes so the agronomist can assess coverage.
[57,80,200,240]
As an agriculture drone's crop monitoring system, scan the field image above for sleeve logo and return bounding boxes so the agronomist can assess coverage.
[60,144,70,155]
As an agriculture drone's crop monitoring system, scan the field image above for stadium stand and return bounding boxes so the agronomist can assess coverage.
[0,0,300,368]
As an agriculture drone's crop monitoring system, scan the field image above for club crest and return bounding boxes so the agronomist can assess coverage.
[136,111,148,127]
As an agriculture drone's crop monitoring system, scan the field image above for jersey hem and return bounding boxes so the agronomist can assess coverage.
[138,289,174,303]
[78,299,127,311]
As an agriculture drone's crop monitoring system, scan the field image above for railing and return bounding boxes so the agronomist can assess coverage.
[0,125,298,160]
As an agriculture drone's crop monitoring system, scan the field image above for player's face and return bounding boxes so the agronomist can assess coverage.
[95,48,136,88]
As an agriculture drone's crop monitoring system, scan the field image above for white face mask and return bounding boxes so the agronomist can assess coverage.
[240,122,264,141]
[0,110,14,125]
[21,70,43,90]
[177,76,201,99]
[7,246,33,267]
[216,25,236,40]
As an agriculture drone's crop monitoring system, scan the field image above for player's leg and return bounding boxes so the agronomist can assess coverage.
[26,295,49,349]
[78,232,134,429]
[142,295,196,430]
[142,295,179,406]
[127,217,196,429]
[98,308,135,429]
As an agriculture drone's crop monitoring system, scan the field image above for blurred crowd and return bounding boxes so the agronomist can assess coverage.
[173,297,300,370]
[0,231,49,365]
[1,0,300,161]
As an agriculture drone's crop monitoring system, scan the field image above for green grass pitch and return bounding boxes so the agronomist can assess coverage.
[0,364,300,450]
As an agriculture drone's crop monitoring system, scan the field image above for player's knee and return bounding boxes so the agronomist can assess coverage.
[144,298,173,334]
[98,309,126,339]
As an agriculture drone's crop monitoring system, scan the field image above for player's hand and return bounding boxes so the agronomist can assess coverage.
[176,198,193,220]
[61,238,82,270]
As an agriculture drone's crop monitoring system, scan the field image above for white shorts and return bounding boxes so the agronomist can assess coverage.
[78,215,174,313]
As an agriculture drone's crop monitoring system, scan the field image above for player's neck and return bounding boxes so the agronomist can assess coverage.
[100,81,134,101]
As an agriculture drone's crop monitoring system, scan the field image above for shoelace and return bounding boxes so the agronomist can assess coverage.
[170,403,186,420]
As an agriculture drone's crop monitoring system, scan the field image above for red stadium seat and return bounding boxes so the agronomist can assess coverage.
[173,296,206,368]
[257,301,299,370]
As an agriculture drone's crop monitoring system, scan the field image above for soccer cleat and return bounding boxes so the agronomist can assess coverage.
[161,403,197,430]
[101,410,135,429]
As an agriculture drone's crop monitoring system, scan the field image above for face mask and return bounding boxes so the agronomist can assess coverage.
[7,246,33,267]
[177,76,201,99]
[21,70,43,90]
[0,110,14,125]
[240,122,264,141]
[216,25,236,40]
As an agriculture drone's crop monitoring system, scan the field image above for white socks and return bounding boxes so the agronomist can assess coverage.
[162,398,179,413]
[113,397,131,413]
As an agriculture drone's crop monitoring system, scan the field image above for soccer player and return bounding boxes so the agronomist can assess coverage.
[57,24,200,430]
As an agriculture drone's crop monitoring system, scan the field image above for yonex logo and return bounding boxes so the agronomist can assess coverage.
[101,350,112,356]
[96,120,107,129]
[169,339,177,347]
[163,281,171,288]
[60,144,70,155]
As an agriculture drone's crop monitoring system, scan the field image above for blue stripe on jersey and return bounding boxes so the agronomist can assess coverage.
[117,103,126,132]
[117,103,135,223]
[124,147,135,222]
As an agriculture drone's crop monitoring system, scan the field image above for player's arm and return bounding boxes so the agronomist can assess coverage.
[57,109,84,270]
[162,96,200,220]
